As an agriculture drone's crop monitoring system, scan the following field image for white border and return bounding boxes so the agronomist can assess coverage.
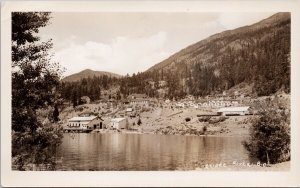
[1,0,300,187]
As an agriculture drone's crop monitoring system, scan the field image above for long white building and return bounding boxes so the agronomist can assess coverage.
[217,106,250,116]
[66,116,104,132]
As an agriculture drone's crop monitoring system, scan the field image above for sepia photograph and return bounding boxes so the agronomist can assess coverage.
[1,0,300,187]
[10,11,291,171]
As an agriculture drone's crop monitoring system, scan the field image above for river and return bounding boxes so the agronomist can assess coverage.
[55,133,253,170]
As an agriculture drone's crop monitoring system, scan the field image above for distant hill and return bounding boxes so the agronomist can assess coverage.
[62,69,122,82]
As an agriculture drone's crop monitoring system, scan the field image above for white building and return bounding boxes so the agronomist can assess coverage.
[110,118,128,129]
[130,98,149,106]
[126,108,133,112]
[66,116,104,131]
[217,106,250,116]
[175,102,185,108]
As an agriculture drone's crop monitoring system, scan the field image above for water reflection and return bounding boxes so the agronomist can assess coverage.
[56,133,252,170]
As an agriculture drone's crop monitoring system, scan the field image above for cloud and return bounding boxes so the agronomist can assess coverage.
[53,32,170,76]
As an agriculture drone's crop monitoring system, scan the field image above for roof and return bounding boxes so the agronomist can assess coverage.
[111,118,126,122]
[218,106,250,112]
[68,116,98,122]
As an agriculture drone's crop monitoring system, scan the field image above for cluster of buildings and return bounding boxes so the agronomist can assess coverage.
[64,92,253,132]
[64,94,150,132]
[64,115,129,132]
[173,99,240,109]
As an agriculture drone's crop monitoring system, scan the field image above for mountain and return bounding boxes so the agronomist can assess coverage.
[144,12,290,97]
[147,12,290,72]
[62,69,122,82]
[60,13,291,103]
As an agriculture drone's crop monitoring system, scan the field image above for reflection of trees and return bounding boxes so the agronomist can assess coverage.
[56,134,251,170]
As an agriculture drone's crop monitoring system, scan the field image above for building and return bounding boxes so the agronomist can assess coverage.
[127,94,148,100]
[126,108,133,112]
[217,106,250,116]
[175,102,185,108]
[125,107,136,117]
[65,116,104,132]
[130,98,149,106]
[110,118,128,129]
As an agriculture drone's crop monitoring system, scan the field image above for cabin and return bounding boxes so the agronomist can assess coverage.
[110,118,128,129]
[65,116,104,132]
[217,106,250,116]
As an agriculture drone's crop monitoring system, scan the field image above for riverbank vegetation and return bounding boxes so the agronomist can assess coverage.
[243,99,290,164]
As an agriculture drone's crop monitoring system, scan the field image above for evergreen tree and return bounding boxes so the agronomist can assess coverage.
[12,12,63,170]
[53,104,60,123]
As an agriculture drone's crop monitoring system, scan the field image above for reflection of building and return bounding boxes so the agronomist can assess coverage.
[66,116,104,132]
[217,106,250,116]
[110,118,128,129]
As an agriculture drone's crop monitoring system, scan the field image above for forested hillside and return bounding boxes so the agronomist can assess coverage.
[146,12,290,97]
[60,12,290,103]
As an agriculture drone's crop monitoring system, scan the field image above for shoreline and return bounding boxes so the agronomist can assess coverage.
[79,128,250,137]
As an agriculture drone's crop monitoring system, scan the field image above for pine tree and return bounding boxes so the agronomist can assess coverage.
[12,12,63,170]
[53,104,60,123]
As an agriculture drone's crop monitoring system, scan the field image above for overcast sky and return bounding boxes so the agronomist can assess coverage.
[39,12,276,77]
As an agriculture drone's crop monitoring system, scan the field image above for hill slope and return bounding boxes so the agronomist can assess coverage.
[143,12,290,97]
[147,12,290,72]
[62,69,122,82]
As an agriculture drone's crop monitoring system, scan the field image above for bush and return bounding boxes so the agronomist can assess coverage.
[208,116,227,124]
[203,125,207,133]
[185,117,191,122]
[137,118,142,126]
[198,116,211,122]
[243,110,290,164]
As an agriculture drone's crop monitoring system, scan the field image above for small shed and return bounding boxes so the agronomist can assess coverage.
[217,106,250,116]
[110,118,128,129]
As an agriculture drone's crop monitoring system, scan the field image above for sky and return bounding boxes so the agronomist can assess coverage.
[39,12,276,77]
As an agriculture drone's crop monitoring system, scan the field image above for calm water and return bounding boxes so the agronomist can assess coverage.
[55,133,252,170]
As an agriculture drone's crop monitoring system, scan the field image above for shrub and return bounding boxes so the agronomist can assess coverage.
[203,125,207,133]
[185,117,191,122]
[208,116,227,124]
[198,116,211,122]
[137,118,142,126]
[243,110,290,164]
